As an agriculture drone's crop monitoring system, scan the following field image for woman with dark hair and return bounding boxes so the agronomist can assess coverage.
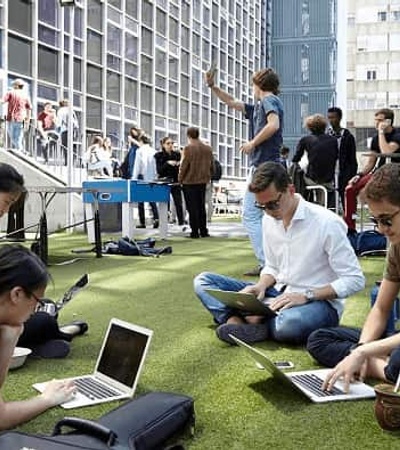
[155,136,185,226]
[0,244,76,429]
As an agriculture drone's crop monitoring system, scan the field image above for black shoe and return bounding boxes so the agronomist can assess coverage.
[136,224,146,229]
[153,219,160,229]
[200,233,210,238]
[243,266,262,276]
[186,234,199,239]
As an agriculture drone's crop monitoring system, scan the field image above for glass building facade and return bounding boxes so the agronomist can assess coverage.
[0,0,267,180]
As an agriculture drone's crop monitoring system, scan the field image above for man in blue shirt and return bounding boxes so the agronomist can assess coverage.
[205,68,284,276]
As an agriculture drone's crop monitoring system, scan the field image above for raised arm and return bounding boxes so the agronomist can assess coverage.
[204,71,244,112]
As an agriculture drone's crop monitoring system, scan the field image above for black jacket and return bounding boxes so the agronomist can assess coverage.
[154,149,181,182]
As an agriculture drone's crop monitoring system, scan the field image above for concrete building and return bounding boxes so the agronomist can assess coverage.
[0,0,267,182]
[347,0,400,148]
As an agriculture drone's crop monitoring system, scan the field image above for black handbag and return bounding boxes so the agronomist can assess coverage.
[0,392,195,450]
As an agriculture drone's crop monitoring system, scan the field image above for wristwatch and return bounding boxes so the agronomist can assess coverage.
[304,289,315,303]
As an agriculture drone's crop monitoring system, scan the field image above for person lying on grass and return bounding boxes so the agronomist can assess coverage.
[308,164,400,393]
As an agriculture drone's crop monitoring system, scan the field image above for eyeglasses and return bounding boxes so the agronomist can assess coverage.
[369,209,400,228]
[25,290,46,311]
[254,192,283,211]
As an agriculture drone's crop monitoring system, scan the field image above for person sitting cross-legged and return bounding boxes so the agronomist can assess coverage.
[307,164,400,393]
[194,162,365,345]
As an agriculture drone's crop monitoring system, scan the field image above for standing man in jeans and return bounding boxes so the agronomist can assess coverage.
[194,162,365,345]
[205,68,284,276]
[343,108,400,231]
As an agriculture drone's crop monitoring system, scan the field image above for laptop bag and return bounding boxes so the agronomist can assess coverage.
[0,391,195,450]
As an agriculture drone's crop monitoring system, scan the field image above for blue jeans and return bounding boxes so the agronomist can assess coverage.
[194,272,339,344]
[242,168,264,267]
[307,326,400,383]
[370,284,399,336]
[8,121,24,150]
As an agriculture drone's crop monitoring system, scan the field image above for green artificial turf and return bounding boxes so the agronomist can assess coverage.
[4,231,400,449]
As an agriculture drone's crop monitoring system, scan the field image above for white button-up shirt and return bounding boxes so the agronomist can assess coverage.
[260,194,365,317]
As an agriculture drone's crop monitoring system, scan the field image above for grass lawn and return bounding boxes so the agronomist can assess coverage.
[4,230,400,449]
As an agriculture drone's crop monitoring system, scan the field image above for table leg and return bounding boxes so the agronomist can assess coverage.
[158,202,168,239]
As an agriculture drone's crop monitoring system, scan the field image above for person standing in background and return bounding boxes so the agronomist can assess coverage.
[120,126,142,179]
[326,107,357,209]
[132,133,159,229]
[155,136,185,227]
[178,127,213,239]
[1,79,32,152]
[37,102,57,164]
[56,99,79,166]
[205,67,284,276]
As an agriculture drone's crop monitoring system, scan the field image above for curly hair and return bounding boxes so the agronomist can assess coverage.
[305,114,328,135]
[364,164,400,207]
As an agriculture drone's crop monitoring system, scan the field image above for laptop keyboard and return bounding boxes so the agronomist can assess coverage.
[74,377,120,400]
[291,374,344,397]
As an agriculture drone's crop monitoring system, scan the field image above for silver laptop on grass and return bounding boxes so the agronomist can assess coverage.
[230,334,375,403]
[205,289,277,318]
[33,318,153,409]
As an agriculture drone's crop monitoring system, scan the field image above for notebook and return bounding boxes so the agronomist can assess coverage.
[205,289,277,317]
[230,335,376,403]
[38,274,89,316]
[33,318,153,409]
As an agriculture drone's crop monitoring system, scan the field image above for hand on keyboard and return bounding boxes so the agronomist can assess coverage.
[40,379,76,406]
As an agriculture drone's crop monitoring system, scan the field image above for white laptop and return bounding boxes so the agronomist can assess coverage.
[33,318,153,409]
[230,334,376,403]
[205,289,277,318]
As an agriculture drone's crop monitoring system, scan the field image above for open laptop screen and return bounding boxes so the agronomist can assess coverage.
[97,323,150,387]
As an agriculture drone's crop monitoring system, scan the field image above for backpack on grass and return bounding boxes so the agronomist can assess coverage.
[347,229,387,256]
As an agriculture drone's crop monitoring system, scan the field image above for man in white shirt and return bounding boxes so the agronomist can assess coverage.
[194,162,365,344]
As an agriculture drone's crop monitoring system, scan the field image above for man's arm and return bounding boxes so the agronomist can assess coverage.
[378,121,400,154]
[204,71,244,112]
[239,112,280,155]
[178,148,189,184]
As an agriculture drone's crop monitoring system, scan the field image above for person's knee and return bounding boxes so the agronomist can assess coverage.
[272,313,306,344]
[193,271,214,293]
[306,328,329,356]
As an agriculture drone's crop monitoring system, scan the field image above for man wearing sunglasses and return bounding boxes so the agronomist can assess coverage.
[194,162,364,345]
[308,164,400,393]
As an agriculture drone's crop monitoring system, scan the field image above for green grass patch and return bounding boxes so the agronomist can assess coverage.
[3,232,397,448]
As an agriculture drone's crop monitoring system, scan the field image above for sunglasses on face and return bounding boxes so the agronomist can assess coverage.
[369,209,400,228]
[254,192,283,211]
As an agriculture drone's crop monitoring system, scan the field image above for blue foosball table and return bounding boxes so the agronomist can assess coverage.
[82,179,171,242]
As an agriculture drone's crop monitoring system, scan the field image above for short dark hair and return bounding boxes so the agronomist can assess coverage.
[327,107,343,120]
[364,164,400,207]
[0,163,25,194]
[187,127,200,139]
[249,162,291,193]
[375,108,394,125]
[252,69,280,95]
[138,133,151,145]
[0,245,50,296]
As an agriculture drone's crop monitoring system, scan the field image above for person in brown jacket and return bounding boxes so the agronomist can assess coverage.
[178,127,214,238]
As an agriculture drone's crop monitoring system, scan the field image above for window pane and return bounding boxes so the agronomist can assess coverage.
[38,83,58,102]
[38,45,58,84]
[86,97,102,129]
[87,30,102,64]
[9,0,32,36]
[125,33,138,62]
[141,55,153,83]
[108,0,121,9]
[88,0,103,31]
[140,84,153,111]
[8,35,32,76]
[87,64,102,96]
[142,0,153,27]
[63,57,82,90]
[155,89,166,115]
[155,48,166,74]
[169,57,178,80]
[169,94,178,117]
[107,24,121,55]
[38,25,59,47]
[38,0,57,26]
[126,0,138,19]
[169,17,179,42]
[125,78,138,106]
[107,71,121,102]
[125,61,138,78]
[156,8,167,35]
[107,54,121,71]
[141,27,153,55]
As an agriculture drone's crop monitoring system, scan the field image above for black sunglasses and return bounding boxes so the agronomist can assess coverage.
[254,192,283,211]
[369,209,400,228]
[25,290,46,311]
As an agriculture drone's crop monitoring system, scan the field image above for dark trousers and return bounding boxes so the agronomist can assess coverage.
[138,202,159,226]
[182,183,207,237]
[306,326,400,383]
[171,184,184,225]
[7,191,26,240]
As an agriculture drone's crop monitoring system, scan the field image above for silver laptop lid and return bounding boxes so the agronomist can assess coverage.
[93,318,153,394]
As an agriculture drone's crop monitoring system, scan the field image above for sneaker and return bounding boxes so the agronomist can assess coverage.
[216,323,268,345]
[136,224,146,229]
[243,266,262,276]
